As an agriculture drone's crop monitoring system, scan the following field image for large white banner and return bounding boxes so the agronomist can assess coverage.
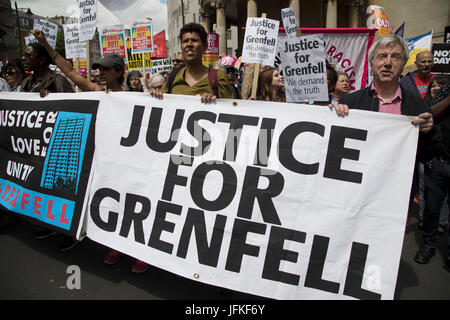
[85,92,418,300]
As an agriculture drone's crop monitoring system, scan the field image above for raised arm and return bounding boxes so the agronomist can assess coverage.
[431,96,450,120]
[31,30,101,92]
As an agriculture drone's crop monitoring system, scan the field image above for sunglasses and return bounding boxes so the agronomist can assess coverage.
[174,59,184,63]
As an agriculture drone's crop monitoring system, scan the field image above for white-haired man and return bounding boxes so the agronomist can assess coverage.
[332,34,438,239]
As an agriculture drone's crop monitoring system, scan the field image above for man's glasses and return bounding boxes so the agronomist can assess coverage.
[174,59,184,63]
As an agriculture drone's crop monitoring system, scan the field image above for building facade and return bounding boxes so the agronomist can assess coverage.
[167,0,239,58]
[167,0,449,60]
[0,0,19,66]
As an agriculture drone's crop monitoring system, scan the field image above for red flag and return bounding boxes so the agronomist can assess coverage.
[150,30,167,58]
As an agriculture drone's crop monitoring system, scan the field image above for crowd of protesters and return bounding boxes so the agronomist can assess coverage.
[0,23,449,277]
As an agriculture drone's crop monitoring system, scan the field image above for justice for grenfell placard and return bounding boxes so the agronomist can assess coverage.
[280,34,329,102]
[242,17,280,66]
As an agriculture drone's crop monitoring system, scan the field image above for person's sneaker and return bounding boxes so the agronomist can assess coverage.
[414,247,436,264]
[33,229,57,239]
[131,260,149,273]
[58,237,80,252]
[104,250,122,265]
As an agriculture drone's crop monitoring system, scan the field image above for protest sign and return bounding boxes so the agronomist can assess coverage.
[63,24,87,59]
[151,58,172,75]
[280,34,328,102]
[73,59,88,76]
[281,8,299,38]
[220,56,237,66]
[431,42,450,74]
[78,0,97,42]
[33,19,58,49]
[24,35,36,46]
[0,92,99,239]
[242,17,280,66]
[100,25,127,60]
[275,28,376,91]
[131,21,153,55]
[84,92,417,300]
[150,30,168,58]
[125,30,151,71]
[202,33,220,67]
[366,5,392,36]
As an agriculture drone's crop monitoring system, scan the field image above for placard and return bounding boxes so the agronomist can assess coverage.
[63,24,87,59]
[242,17,280,66]
[281,8,299,38]
[33,18,58,49]
[100,25,127,60]
[78,0,97,42]
[280,34,328,102]
[202,33,219,67]
[131,21,153,54]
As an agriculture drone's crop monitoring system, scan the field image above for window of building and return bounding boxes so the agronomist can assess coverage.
[227,47,233,56]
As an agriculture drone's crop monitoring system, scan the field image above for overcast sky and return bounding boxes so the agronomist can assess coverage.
[13,0,168,33]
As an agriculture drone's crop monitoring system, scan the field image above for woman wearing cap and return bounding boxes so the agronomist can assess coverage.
[30,29,151,273]
[31,30,124,92]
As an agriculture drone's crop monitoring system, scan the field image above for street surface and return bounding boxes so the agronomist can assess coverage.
[0,204,449,300]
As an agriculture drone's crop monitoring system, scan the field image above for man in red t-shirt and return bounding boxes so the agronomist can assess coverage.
[400,50,434,99]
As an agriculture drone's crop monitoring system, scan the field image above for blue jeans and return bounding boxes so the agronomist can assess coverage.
[422,159,450,254]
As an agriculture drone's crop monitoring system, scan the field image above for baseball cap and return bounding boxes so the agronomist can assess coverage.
[92,53,124,70]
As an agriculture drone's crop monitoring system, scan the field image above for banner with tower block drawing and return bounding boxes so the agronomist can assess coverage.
[0,92,99,239]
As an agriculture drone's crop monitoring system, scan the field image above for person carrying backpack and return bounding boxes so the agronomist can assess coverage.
[150,23,234,101]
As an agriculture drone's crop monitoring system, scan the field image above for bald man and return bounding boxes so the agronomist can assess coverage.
[400,50,435,99]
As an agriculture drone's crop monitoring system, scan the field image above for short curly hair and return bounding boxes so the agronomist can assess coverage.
[179,23,207,46]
